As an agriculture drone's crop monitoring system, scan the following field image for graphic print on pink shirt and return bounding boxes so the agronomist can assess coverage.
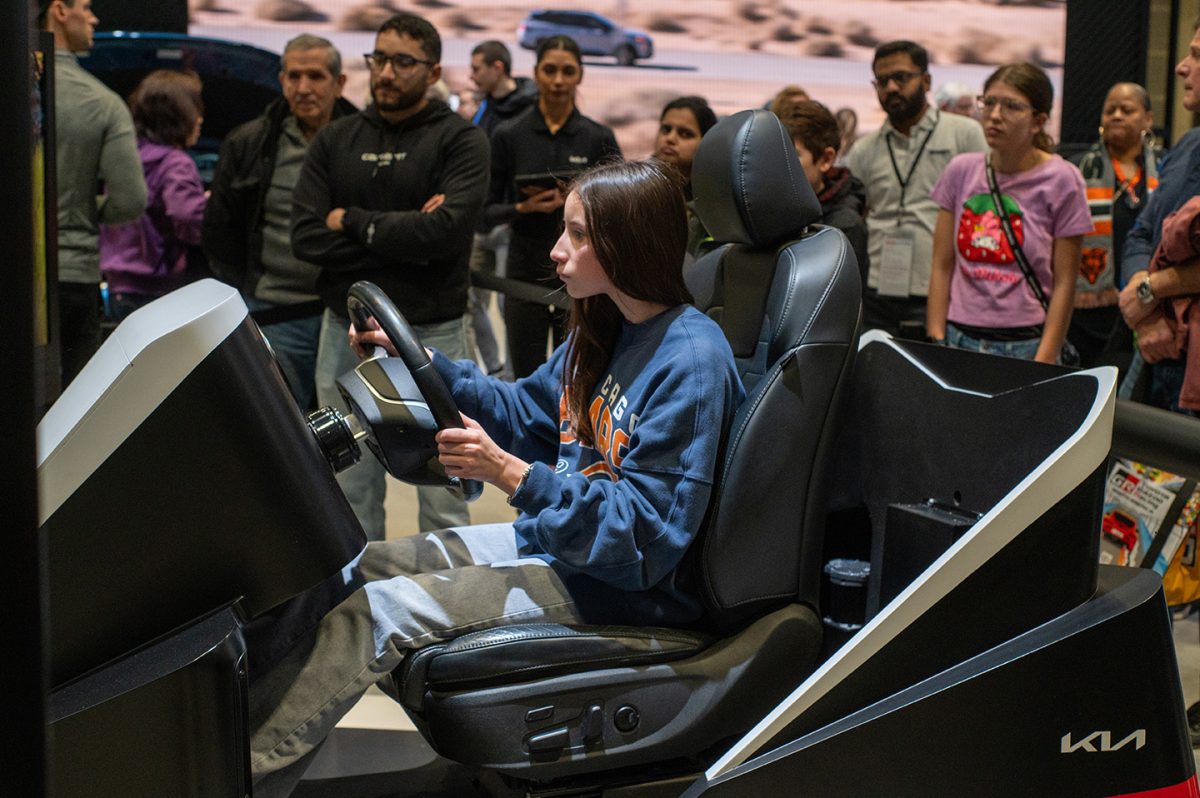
[957,192,1024,265]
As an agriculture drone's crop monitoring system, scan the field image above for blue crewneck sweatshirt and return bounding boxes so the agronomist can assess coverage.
[432,304,744,625]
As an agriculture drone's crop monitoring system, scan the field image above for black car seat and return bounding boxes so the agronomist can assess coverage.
[389,109,862,784]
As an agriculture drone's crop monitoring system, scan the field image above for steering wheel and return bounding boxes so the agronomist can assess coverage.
[346,280,482,502]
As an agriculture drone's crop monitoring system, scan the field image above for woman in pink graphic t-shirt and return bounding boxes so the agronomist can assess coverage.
[926,62,1092,364]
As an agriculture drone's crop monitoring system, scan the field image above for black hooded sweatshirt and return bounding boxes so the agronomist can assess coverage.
[475,76,537,139]
[291,100,489,323]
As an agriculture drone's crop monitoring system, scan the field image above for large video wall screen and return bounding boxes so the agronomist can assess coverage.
[190,0,1068,155]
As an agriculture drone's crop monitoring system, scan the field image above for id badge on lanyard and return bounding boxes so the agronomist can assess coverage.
[880,119,938,297]
[878,232,914,296]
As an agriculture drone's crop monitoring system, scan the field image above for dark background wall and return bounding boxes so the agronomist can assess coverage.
[96,0,187,33]
[7,2,44,796]
[1061,0,1153,147]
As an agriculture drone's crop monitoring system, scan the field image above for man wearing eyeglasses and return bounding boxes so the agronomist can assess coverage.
[291,13,490,540]
[845,40,987,340]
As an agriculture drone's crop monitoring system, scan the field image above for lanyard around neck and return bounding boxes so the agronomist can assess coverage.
[471,97,487,126]
[885,114,939,223]
[1112,158,1144,208]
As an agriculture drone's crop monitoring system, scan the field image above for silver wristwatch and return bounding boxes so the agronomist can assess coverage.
[1137,274,1156,305]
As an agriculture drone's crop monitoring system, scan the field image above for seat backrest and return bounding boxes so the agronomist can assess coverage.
[686,109,861,630]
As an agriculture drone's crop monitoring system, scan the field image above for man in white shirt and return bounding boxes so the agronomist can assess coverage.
[846,40,986,339]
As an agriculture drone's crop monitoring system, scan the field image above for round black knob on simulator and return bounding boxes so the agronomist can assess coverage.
[306,406,361,473]
[614,705,640,733]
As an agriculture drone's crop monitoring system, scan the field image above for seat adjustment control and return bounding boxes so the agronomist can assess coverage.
[527,726,570,754]
[582,704,604,743]
[525,705,554,724]
[614,704,640,733]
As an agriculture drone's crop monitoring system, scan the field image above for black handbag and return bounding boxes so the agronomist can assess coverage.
[984,155,1081,367]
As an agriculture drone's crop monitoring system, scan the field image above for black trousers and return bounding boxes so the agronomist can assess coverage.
[1067,305,1128,371]
[862,288,928,340]
[504,233,568,379]
[58,281,102,387]
[505,298,568,379]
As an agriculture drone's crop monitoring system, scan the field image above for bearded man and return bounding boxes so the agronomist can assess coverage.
[845,40,987,338]
[291,12,489,539]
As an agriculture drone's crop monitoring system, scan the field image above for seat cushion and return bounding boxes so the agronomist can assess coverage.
[400,604,823,776]
[395,624,713,712]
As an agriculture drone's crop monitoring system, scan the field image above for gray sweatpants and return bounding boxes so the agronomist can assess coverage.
[248,523,582,796]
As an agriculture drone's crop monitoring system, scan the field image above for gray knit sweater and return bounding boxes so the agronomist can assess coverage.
[53,49,146,284]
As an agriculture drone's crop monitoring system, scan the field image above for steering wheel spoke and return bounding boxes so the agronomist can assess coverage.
[345,281,483,502]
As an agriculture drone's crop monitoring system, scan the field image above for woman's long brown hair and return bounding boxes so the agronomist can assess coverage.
[561,159,692,447]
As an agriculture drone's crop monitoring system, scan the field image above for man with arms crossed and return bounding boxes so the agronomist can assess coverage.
[291,14,489,539]
[1120,21,1200,414]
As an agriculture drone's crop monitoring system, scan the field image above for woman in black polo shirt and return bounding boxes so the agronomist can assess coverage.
[485,35,621,378]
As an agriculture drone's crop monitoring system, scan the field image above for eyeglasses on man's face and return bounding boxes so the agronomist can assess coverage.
[976,95,1034,115]
[364,52,434,73]
[871,70,921,90]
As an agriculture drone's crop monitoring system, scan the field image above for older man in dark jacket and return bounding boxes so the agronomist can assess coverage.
[203,34,354,410]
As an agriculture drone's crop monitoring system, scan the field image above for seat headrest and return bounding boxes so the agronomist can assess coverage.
[693,109,822,248]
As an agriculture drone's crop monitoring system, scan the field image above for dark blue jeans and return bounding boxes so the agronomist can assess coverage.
[245,296,322,411]
[1149,357,1198,417]
[946,323,1042,361]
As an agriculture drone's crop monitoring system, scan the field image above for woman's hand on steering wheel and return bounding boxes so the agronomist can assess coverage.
[436,413,530,496]
[349,322,433,361]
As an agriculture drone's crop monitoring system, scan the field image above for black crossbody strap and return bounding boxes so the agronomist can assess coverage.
[985,154,1049,312]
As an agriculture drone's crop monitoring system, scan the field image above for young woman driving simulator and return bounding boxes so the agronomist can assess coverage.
[247,158,744,797]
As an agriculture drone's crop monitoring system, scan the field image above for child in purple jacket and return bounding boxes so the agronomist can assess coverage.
[100,69,207,320]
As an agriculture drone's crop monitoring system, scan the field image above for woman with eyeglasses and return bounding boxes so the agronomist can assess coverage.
[483,35,622,379]
[1067,83,1161,370]
[926,62,1092,363]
